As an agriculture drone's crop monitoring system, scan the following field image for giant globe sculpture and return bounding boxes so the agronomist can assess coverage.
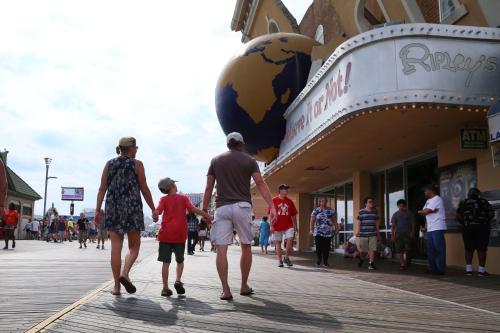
[215,33,319,163]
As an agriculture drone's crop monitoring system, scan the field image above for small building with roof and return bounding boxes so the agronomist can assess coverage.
[1,151,42,239]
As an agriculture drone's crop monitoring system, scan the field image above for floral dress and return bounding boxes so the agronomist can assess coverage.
[105,156,144,234]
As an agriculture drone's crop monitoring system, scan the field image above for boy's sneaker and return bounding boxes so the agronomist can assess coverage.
[84,243,87,248]
[174,281,185,295]
[357,259,364,268]
[316,261,321,267]
[464,270,473,276]
[478,271,490,277]
[278,260,284,267]
[102,245,105,250]
[284,257,293,267]
[161,288,173,297]
[97,245,100,249]
[79,245,82,249]
[368,262,377,270]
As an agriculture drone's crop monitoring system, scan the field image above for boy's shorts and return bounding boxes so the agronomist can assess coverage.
[273,228,295,241]
[158,242,185,263]
[356,236,377,252]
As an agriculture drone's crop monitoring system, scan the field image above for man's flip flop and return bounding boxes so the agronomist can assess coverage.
[240,288,254,296]
[119,276,137,294]
[220,293,233,301]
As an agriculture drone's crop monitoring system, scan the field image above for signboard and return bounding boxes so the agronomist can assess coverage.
[488,111,500,143]
[460,128,488,149]
[439,159,477,230]
[61,187,84,201]
[273,23,500,167]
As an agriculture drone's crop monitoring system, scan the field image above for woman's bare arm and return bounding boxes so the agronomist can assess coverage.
[96,162,109,212]
[135,160,155,212]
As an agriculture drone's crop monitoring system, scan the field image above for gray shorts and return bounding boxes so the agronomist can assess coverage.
[212,201,253,245]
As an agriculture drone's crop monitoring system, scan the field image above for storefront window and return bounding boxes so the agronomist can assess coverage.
[346,183,354,231]
[335,185,345,233]
[386,166,404,228]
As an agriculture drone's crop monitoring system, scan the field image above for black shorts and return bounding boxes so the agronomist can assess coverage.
[158,242,185,263]
[462,227,490,252]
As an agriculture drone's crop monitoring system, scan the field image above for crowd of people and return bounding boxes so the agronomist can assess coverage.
[0,207,108,251]
[2,133,495,303]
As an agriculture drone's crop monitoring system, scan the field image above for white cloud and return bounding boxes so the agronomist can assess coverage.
[0,0,243,215]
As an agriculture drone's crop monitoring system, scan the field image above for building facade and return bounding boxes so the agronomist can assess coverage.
[230,0,500,272]
[1,151,42,240]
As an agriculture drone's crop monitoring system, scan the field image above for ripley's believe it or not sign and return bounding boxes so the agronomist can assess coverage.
[274,23,500,168]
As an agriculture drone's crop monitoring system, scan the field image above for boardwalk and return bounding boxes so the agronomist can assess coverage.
[3,242,495,333]
[0,239,158,333]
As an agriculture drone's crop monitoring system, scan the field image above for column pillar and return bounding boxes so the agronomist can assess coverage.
[353,170,371,219]
[296,192,313,252]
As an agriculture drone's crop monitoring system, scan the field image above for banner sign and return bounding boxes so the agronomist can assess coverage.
[61,187,84,201]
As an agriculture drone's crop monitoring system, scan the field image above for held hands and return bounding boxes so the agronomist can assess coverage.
[152,210,159,222]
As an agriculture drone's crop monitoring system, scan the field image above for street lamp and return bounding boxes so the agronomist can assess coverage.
[42,158,57,220]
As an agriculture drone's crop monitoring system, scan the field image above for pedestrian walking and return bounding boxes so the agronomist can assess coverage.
[58,217,66,242]
[418,185,447,275]
[67,218,74,242]
[77,213,88,248]
[355,197,381,270]
[202,132,276,300]
[88,219,97,243]
[198,220,208,251]
[25,218,33,240]
[95,137,156,296]
[2,203,19,249]
[310,198,338,267]
[153,177,211,297]
[390,199,416,270]
[270,184,298,267]
[186,212,199,255]
[96,209,107,250]
[456,188,494,276]
[259,216,270,254]
[31,219,40,240]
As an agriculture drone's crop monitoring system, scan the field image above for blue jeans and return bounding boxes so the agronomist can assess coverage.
[427,230,446,273]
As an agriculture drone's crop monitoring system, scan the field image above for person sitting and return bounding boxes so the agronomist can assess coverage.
[377,241,392,259]
[343,235,359,258]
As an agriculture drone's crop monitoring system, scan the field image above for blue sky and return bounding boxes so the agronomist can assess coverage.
[0,0,311,216]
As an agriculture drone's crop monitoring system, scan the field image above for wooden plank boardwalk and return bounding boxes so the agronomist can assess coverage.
[37,247,500,333]
[0,239,158,333]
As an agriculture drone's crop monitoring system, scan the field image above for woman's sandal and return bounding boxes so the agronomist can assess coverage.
[119,276,137,294]
[220,292,233,301]
[240,288,254,296]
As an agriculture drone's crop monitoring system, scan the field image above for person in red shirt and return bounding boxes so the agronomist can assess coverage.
[3,203,20,250]
[153,177,211,297]
[270,184,298,267]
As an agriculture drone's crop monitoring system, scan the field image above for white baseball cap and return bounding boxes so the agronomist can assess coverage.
[226,132,244,144]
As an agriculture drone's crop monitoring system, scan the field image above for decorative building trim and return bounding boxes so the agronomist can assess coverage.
[401,0,426,23]
[354,0,370,33]
[263,23,500,177]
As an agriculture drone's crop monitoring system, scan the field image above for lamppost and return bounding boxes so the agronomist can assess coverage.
[42,158,57,220]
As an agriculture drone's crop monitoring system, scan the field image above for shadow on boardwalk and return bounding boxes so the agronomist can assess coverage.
[103,293,342,331]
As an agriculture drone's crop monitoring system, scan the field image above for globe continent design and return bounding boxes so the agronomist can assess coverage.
[216,33,319,163]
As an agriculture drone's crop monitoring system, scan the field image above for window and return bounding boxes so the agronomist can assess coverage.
[267,19,280,34]
[22,205,33,216]
[314,25,324,44]
[439,0,467,24]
